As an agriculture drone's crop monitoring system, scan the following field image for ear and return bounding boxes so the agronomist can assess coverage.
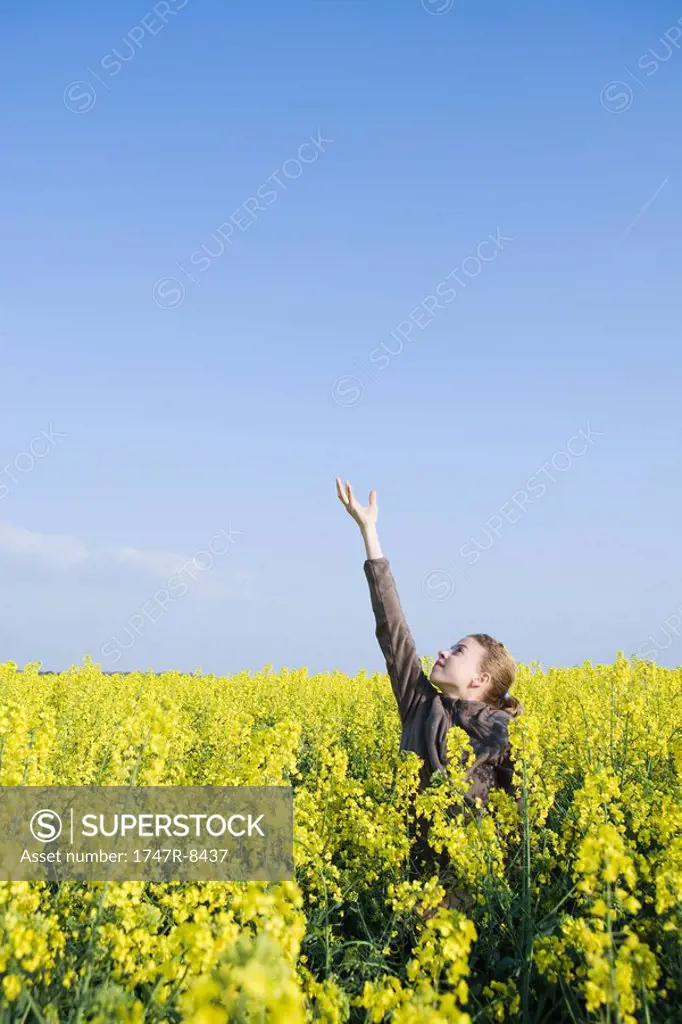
[472,672,491,690]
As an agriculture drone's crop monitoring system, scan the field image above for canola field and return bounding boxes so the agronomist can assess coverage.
[0,655,681,1023]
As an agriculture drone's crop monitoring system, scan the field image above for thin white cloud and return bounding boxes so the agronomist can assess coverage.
[113,547,188,578]
[0,522,215,581]
[0,522,89,569]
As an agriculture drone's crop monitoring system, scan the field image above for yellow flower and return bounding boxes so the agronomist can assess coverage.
[0,655,678,1021]
[2,974,22,1001]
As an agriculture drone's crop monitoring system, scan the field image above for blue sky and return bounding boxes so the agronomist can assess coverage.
[1,0,681,674]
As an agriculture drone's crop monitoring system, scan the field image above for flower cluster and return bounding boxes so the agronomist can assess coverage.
[0,652,679,1021]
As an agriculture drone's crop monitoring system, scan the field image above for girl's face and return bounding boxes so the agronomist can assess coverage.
[429,636,491,700]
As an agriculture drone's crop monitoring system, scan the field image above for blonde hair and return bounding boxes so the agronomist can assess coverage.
[468,633,522,717]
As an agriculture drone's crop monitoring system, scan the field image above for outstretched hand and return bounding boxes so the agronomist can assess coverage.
[335,478,378,531]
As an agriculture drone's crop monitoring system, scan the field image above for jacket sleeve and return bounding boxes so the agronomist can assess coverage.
[363,557,434,723]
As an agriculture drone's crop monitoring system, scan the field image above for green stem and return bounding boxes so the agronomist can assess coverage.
[24,986,49,1024]
[67,881,110,1024]
[536,882,579,928]
[606,882,623,1024]
[520,756,532,1023]
[640,978,652,1024]
[610,679,616,771]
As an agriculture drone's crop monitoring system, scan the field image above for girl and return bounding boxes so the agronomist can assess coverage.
[336,478,522,911]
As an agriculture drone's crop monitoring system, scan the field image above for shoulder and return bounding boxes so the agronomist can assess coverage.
[477,706,512,750]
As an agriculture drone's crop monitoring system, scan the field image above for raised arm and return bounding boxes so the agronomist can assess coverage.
[336,478,434,722]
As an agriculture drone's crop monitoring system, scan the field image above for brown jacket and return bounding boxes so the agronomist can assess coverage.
[364,557,516,809]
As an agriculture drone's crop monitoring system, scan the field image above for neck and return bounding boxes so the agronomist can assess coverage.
[439,688,488,706]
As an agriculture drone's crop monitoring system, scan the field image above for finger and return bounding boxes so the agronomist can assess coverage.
[369,489,377,508]
[335,477,348,506]
[346,481,355,507]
